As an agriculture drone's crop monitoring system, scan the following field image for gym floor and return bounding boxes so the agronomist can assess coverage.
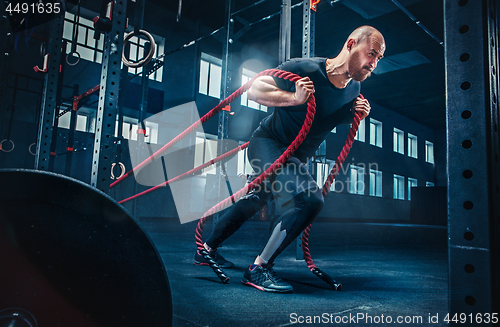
[139,218,448,327]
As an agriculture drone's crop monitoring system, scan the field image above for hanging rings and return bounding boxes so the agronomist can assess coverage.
[29,143,36,155]
[0,139,15,153]
[111,162,126,180]
[122,29,156,68]
[66,51,81,66]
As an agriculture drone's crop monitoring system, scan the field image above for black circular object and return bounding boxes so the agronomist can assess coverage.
[0,169,172,327]
[462,170,473,179]
[461,110,472,119]
[459,53,470,62]
[464,264,475,274]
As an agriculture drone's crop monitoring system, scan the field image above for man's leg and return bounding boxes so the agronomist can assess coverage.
[242,160,324,292]
[205,188,270,250]
[259,188,323,264]
[194,186,271,268]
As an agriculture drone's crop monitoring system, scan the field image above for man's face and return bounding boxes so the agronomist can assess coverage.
[348,35,385,82]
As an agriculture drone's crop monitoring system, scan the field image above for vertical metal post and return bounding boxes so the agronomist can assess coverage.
[445,0,500,320]
[65,84,80,176]
[34,14,65,171]
[297,0,316,259]
[47,44,67,172]
[112,49,130,201]
[91,0,128,192]
[279,0,291,64]
[133,42,151,219]
[214,0,234,223]
[0,12,11,132]
[302,0,315,59]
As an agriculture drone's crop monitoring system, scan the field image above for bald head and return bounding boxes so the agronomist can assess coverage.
[345,25,386,52]
[338,26,386,82]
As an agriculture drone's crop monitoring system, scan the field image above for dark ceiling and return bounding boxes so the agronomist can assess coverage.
[159,0,446,130]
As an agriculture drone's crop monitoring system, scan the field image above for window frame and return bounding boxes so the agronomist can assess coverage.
[369,118,383,148]
[393,127,404,154]
[199,53,222,99]
[349,164,365,195]
[393,174,405,200]
[425,140,434,164]
[369,169,383,197]
[408,177,417,200]
[354,118,366,142]
[408,133,418,159]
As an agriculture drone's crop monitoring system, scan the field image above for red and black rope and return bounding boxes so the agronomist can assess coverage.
[113,68,362,288]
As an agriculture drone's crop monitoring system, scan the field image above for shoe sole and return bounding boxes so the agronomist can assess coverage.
[241,278,293,293]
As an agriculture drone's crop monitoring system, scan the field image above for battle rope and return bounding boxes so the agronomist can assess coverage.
[301,98,364,291]
[110,69,306,189]
[195,72,316,284]
[118,141,249,204]
[194,85,363,287]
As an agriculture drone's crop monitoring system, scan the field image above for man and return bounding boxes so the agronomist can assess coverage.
[194,26,385,292]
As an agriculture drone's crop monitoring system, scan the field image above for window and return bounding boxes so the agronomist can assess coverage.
[241,68,267,112]
[425,141,434,164]
[408,177,417,200]
[408,133,418,158]
[349,165,365,195]
[125,33,164,82]
[237,146,253,176]
[393,128,404,154]
[316,159,336,192]
[194,135,218,175]
[393,174,405,200]
[199,53,222,99]
[370,118,382,148]
[354,118,366,142]
[57,108,94,133]
[63,12,164,82]
[63,12,104,63]
[115,119,158,144]
[369,169,382,197]
[426,181,435,187]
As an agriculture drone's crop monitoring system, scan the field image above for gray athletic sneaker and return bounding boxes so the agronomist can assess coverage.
[241,264,293,293]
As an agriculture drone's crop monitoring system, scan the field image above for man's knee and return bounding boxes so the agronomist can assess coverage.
[298,190,324,213]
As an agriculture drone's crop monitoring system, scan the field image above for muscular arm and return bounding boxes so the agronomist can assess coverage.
[247,76,314,107]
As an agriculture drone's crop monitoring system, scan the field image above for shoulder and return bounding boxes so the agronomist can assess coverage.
[277,57,326,75]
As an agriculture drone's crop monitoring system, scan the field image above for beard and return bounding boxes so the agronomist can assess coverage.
[348,51,372,82]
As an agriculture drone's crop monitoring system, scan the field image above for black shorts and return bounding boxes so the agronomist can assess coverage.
[245,127,320,204]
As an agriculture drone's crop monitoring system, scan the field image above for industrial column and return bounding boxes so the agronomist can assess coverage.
[214,0,235,223]
[445,0,500,322]
[0,8,12,140]
[279,0,291,64]
[91,0,128,192]
[34,14,65,171]
[297,0,316,259]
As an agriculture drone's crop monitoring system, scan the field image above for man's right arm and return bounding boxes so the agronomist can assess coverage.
[247,76,315,108]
